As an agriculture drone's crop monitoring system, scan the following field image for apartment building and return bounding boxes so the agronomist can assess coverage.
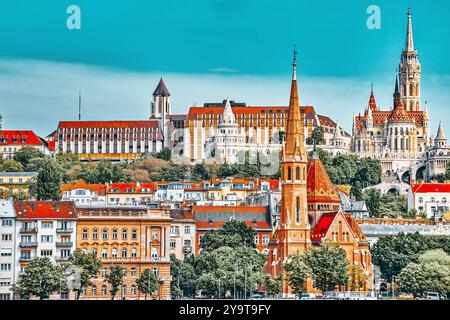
[169,210,196,260]
[76,206,171,300]
[0,200,16,300]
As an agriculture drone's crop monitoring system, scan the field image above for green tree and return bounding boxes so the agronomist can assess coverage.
[397,249,450,297]
[152,147,172,161]
[371,233,450,281]
[351,181,363,201]
[378,194,408,218]
[283,254,310,297]
[0,159,24,172]
[170,255,197,299]
[25,157,50,172]
[29,159,63,200]
[194,246,266,299]
[105,265,125,300]
[306,126,325,145]
[191,162,210,180]
[302,241,349,293]
[200,220,257,251]
[262,273,282,298]
[136,268,159,300]
[12,257,66,300]
[69,249,102,300]
[13,146,44,168]
[76,161,130,184]
[362,188,382,217]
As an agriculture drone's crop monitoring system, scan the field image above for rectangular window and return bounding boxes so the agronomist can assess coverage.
[262,235,270,245]
[0,264,11,271]
[0,249,12,256]
[170,241,176,249]
[41,235,53,243]
[1,234,12,241]
[41,222,53,229]
[184,226,191,234]
[40,250,53,257]
[1,219,13,227]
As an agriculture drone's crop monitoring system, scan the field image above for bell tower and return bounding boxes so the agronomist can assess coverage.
[399,8,421,111]
[268,49,311,295]
[150,78,172,148]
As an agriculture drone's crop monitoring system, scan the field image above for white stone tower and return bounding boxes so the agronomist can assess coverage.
[150,78,172,148]
[399,8,421,111]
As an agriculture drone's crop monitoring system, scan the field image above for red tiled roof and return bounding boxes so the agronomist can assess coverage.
[106,182,156,194]
[307,156,341,204]
[57,120,160,129]
[0,130,44,146]
[153,78,170,97]
[14,201,77,219]
[187,105,316,118]
[317,115,336,128]
[311,212,336,241]
[61,180,106,196]
[47,140,56,151]
[411,183,450,194]
[355,110,425,130]
[170,209,194,221]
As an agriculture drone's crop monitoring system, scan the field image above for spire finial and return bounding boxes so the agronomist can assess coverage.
[371,82,374,93]
[292,45,297,80]
[405,8,414,52]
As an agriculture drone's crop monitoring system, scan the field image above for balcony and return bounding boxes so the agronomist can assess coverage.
[56,241,73,248]
[19,257,32,262]
[56,228,73,233]
[183,246,192,254]
[20,227,38,233]
[19,242,38,248]
[55,256,71,262]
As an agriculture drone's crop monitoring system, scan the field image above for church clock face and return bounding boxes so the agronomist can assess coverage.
[295,155,300,161]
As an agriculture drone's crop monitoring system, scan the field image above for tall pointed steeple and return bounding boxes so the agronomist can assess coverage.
[399,8,421,111]
[435,121,447,147]
[405,8,414,52]
[221,98,235,124]
[284,47,306,162]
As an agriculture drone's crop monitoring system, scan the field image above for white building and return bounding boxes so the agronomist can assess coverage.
[14,201,78,291]
[169,210,196,260]
[61,180,106,206]
[426,121,450,178]
[0,200,16,300]
[408,183,450,218]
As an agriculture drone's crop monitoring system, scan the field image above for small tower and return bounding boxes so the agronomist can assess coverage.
[399,8,421,111]
[435,121,447,148]
[150,78,172,148]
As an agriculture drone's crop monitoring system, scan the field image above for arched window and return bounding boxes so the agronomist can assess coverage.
[102,248,107,258]
[82,228,88,240]
[112,248,118,258]
[131,248,137,258]
[91,285,97,295]
[131,228,137,240]
[296,196,300,223]
[112,229,118,240]
[131,285,137,295]
[287,167,292,180]
[92,228,98,240]
[121,248,127,258]
[151,248,158,258]
[122,228,127,240]
[92,248,98,257]
[102,228,108,240]
[296,167,300,180]
[101,285,107,295]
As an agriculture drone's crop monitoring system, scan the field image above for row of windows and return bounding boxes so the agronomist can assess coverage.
[418,197,447,203]
[82,228,138,241]
[286,166,306,181]
[82,247,142,259]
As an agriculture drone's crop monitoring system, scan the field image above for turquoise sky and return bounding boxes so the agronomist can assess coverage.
[0,0,449,136]
[1,0,449,77]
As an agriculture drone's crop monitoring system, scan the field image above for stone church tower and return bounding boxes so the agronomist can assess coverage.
[399,8,421,111]
[267,49,311,295]
[150,78,172,147]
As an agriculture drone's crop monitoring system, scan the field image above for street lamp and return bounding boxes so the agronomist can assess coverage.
[158,276,165,300]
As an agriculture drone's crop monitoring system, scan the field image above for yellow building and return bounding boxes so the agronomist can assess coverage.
[76,205,172,300]
[0,172,37,199]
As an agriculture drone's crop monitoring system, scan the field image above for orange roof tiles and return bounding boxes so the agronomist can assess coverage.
[14,201,77,219]
[57,120,160,129]
[0,130,44,146]
[61,180,106,195]
[307,156,341,204]
[411,183,450,194]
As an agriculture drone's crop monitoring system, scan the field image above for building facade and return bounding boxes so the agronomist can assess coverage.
[0,200,16,300]
[76,206,171,300]
[0,130,50,160]
[408,183,450,218]
[426,121,450,178]
[14,201,78,282]
[0,172,37,199]
[169,210,196,260]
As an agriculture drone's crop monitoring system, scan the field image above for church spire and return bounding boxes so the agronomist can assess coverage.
[368,83,377,111]
[284,47,306,161]
[405,8,414,52]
